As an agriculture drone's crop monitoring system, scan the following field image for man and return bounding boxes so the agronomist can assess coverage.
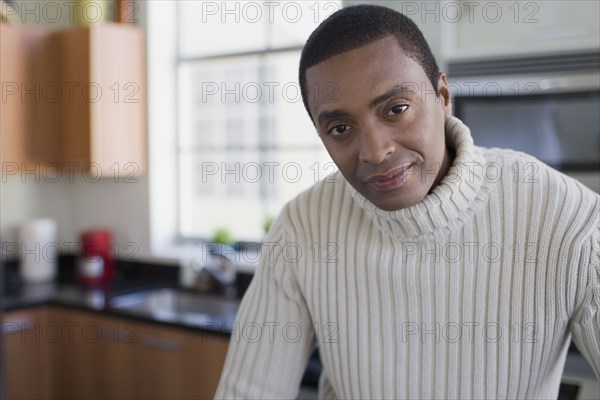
[215,5,599,399]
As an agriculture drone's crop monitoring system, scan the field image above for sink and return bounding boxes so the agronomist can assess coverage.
[110,288,239,330]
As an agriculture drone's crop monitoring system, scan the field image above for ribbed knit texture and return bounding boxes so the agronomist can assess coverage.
[215,117,600,399]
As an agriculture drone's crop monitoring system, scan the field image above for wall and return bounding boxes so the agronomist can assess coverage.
[344,0,446,68]
[344,1,600,63]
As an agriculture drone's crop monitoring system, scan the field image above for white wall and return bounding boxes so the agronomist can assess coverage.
[343,0,446,68]
[0,176,151,257]
[344,0,600,64]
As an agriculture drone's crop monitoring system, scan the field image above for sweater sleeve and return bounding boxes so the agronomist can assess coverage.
[214,211,315,399]
[569,225,600,379]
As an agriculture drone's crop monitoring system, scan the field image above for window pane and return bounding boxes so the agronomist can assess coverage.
[179,57,262,150]
[259,149,338,220]
[178,1,342,58]
[266,52,323,149]
[178,1,267,58]
[179,149,335,240]
[179,150,265,240]
[178,51,333,242]
[266,1,343,48]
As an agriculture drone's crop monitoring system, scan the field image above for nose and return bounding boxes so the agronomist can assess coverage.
[358,122,396,164]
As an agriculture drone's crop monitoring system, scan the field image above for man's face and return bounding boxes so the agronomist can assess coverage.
[306,36,452,211]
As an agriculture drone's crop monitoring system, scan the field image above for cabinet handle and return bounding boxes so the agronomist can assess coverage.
[142,336,180,351]
[2,319,34,335]
[99,323,139,343]
[101,326,118,340]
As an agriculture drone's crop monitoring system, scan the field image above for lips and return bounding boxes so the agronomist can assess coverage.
[365,164,414,191]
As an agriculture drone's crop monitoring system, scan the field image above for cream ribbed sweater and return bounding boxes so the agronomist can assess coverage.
[215,117,600,399]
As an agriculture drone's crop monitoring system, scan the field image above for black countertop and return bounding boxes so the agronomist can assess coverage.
[1,278,323,388]
[1,280,238,337]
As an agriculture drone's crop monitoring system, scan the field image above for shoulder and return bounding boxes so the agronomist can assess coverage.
[277,170,355,235]
[480,146,597,195]
[260,171,352,276]
[284,170,348,214]
[479,146,599,234]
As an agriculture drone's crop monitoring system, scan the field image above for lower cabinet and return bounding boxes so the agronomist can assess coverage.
[2,307,53,399]
[50,306,139,399]
[2,306,230,399]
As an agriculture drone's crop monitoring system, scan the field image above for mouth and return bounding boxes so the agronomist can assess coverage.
[365,164,415,192]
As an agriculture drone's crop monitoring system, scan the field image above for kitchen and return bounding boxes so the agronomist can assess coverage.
[1,0,599,399]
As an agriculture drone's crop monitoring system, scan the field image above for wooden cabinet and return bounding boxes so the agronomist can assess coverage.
[129,314,230,400]
[2,306,229,399]
[56,23,147,177]
[1,307,53,399]
[0,24,30,172]
[0,23,146,177]
[49,306,139,399]
[0,25,60,174]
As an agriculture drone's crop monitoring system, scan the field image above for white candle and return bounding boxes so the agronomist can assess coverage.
[19,218,58,283]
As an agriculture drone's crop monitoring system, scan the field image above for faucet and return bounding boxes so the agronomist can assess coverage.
[191,243,237,297]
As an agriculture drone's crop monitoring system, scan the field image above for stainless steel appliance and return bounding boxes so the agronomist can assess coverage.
[449,50,600,192]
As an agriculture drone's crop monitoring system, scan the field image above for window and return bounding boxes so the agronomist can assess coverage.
[175,1,341,242]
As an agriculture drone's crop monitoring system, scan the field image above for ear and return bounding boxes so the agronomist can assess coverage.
[437,73,452,119]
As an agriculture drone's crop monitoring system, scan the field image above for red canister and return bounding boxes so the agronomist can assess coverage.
[78,230,114,285]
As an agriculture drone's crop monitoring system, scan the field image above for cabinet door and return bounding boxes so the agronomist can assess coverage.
[0,25,59,175]
[2,307,52,400]
[58,23,147,177]
[0,23,146,177]
[131,320,230,399]
[0,24,28,172]
[49,306,139,399]
[46,306,229,400]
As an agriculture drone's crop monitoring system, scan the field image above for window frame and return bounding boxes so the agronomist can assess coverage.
[147,1,339,262]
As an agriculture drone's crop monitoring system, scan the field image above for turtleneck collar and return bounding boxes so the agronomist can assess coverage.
[347,116,488,240]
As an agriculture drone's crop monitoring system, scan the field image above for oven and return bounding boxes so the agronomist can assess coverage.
[448,50,600,193]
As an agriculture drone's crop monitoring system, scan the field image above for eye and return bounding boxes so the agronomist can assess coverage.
[327,124,350,136]
[387,104,409,116]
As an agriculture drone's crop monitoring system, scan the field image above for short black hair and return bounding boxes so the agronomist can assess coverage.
[299,4,440,119]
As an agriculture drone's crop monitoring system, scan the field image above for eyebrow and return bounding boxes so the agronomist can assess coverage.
[368,85,414,109]
[316,85,415,127]
[317,109,351,126]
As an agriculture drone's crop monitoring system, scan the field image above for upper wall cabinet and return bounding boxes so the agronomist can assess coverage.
[56,23,147,177]
[440,0,600,61]
[0,25,60,174]
[0,22,146,178]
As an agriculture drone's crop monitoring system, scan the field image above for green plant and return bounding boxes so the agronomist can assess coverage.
[212,228,234,245]
[263,215,276,234]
